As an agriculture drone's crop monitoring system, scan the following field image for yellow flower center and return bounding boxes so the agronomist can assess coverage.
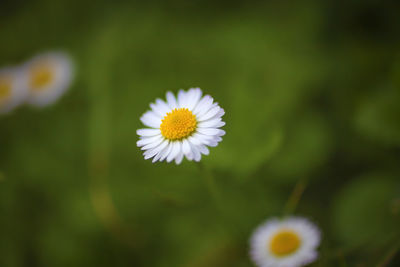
[269,230,301,257]
[30,63,54,91]
[0,77,12,102]
[160,108,197,140]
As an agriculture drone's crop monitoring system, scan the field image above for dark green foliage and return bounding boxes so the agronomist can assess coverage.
[0,0,399,266]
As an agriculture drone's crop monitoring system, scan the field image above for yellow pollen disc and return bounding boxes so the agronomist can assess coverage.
[0,77,12,102]
[269,230,301,257]
[30,63,54,91]
[160,108,197,140]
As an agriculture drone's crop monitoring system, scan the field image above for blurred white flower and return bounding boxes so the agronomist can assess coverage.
[0,67,28,114]
[23,51,74,107]
[250,217,321,267]
[137,88,225,164]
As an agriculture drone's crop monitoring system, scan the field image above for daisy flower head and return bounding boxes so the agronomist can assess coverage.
[0,66,29,114]
[137,88,225,164]
[23,51,74,107]
[250,217,321,267]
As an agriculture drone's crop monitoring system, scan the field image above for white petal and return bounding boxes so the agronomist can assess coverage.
[166,91,178,109]
[137,129,161,137]
[189,142,201,162]
[196,128,222,136]
[185,151,194,161]
[175,152,184,165]
[141,136,164,150]
[152,146,164,163]
[198,118,225,128]
[158,142,173,162]
[198,106,221,121]
[213,108,225,119]
[150,140,169,160]
[183,88,196,109]
[180,89,194,109]
[177,90,187,108]
[204,107,225,122]
[140,111,162,128]
[157,140,169,152]
[194,152,201,162]
[167,142,181,162]
[188,139,209,156]
[156,98,171,113]
[149,104,164,117]
[182,139,194,161]
[193,95,213,116]
[215,121,225,128]
[186,88,202,111]
[198,144,210,155]
[182,139,192,157]
[197,118,225,128]
[192,133,214,143]
[217,129,226,136]
[193,133,220,147]
[141,110,160,118]
[144,145,164,159]
[206,140,219,147]
[188,135,201,146]
[137,135,162,147]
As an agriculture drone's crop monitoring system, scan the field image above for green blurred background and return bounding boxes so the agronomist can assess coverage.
[1,0,400,266]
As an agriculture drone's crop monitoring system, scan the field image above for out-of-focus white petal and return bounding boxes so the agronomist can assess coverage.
[24,51,74,107]
[249,216,321,267]
[0,66,29,114]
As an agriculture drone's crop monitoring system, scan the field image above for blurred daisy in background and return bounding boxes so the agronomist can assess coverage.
[0,67,28,114]
[250,217,321,267]
[23,51,74,107]
[137,88,225,164]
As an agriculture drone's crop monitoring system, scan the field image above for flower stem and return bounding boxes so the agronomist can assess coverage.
[283,178,308,216]
[337,249,348,267]
[86,28,136,248]
[376,240,400,267]
[198,162,222,209]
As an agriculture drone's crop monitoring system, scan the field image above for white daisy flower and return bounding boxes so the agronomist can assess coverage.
[250,217,321,267]
[0,67,29,114]
[137,88,225,164]
[23,51,74,107]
